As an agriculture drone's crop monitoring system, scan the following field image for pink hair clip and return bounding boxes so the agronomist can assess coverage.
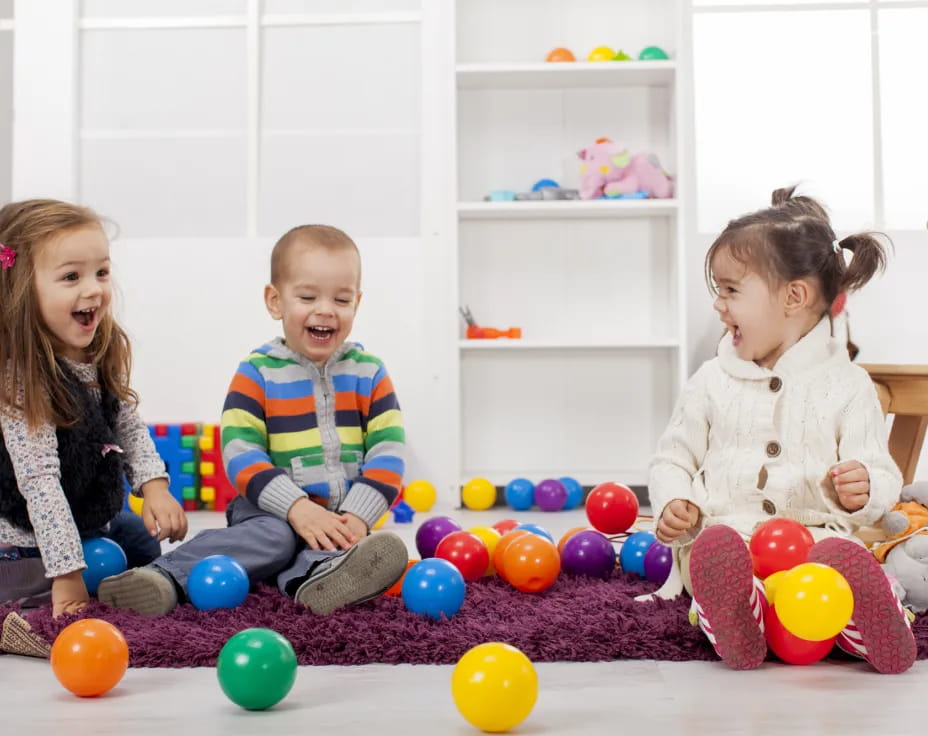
[0,243,15,270]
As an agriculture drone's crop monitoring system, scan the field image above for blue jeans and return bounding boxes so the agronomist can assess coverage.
[88,510,162,568]
[0,510,163,605]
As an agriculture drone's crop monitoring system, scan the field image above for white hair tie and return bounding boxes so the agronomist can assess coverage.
[832,239,841,254]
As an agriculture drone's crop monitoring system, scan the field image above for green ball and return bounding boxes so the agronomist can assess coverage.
[638,45,669,61]
[216,628,297,710]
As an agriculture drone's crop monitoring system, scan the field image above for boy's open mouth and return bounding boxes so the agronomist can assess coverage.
[308,326,335,342]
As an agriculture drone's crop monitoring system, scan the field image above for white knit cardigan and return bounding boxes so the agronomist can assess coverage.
[648,315,902,544]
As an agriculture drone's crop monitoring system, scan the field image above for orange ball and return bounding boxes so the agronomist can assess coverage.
[557,526,588,555]
[502,535,561,593]
[493,529,531,581]
[385,559,418,597]
[545,47,575,62]
[51,619,129,697]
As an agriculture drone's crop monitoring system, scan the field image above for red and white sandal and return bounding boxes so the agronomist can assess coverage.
[689,524,768,670]
[808,537,916,675]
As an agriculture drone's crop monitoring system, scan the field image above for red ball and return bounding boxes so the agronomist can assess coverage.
[492,519,520,535]
[764,602,836,665]
[435,531,490,583]
[585,482,638,534]
[749,518,814,579]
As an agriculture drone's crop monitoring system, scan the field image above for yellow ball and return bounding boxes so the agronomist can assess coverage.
[774,562,854,641]
[763,569,789,604]
[127,494,144,516]
[467,525,502,575]
[404,479,437,512]
[587,45,616,62]
[372,511,389,530]
[452,642,538,732]
[462,478,496,511]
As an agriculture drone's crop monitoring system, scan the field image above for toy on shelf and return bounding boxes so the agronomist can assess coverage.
[577,137,673,200]
[484,178,579,202]
[638,45,669,60]
[545,47,575,62]
[459,305,522,340]
[587,46,616,62]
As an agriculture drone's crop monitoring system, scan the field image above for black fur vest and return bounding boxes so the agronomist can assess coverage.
[0,363,125,534]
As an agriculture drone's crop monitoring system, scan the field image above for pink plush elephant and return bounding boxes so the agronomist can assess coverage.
[577,138,673,200]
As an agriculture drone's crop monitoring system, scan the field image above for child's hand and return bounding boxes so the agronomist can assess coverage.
[656,499,700,544]
[339,512,368,544]
[140,480,189,542]
[51,570,89,618]
[830,460,870,511]
[287,497,359,552]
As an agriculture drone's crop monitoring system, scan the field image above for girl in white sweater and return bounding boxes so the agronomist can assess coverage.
[648,187,915,674]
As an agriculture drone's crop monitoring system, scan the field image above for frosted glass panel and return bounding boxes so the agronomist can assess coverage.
[82,0,245,17]
[693,0,862,5]
[0,32,10,207]
[81,29,246,130]
[259,133,419,238]
[694,10,872,233]
[264,0,420,14]
[80,138,247,236]
[262,25,419,131]
[879,8,928,230]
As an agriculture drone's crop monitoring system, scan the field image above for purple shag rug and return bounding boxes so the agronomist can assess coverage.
[4,574,928,668]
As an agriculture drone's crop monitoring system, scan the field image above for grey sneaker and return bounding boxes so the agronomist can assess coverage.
[97,567,178,616]
[295,532,408,615]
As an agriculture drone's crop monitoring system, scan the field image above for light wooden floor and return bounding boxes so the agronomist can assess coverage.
[3,505,926,735]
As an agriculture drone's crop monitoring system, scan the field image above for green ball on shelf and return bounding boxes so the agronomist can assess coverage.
[638,45,669,61]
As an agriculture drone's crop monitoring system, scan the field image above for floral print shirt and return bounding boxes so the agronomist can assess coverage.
[0,360,166,577]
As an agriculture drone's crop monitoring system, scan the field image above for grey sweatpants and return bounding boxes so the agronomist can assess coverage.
[154,495,341,596]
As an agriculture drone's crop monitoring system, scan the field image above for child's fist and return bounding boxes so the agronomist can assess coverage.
[830,460,870,511]
[656,499,700,543]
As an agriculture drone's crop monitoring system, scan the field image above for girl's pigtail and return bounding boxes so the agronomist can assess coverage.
[839,233,889,293]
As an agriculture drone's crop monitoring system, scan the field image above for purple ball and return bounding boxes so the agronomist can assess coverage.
[415,516,462,558]
[643,541,673,584]
[561,530,616,579]
[534,478,567,512]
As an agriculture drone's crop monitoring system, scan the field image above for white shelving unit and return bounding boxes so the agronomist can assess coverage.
[428,0,690,498]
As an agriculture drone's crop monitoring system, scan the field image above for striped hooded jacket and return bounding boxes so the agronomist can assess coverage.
[220,338,405,529]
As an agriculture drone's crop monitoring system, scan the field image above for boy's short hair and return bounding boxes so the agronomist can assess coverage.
[270,224,361,286]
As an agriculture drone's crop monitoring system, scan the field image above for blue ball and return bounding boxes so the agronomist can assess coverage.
[559,476,584,510]
[188,555,250,610]
[619,531,657,577]
[504,478,535,511]
[532,178,560,191]
[401,558,466,620]
[81,537,127,595]
[512,523,555,544]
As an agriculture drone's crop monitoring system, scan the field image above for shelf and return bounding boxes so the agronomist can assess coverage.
[459,338,679,351]
[456,61,676,89]
[457,199,678,220]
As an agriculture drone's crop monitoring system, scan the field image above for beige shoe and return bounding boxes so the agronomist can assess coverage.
[0,612,51,658]
[296,532,408,616]
[97,567,178,616]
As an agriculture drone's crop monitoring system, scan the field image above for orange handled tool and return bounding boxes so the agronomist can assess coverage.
[460,306,522,340]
